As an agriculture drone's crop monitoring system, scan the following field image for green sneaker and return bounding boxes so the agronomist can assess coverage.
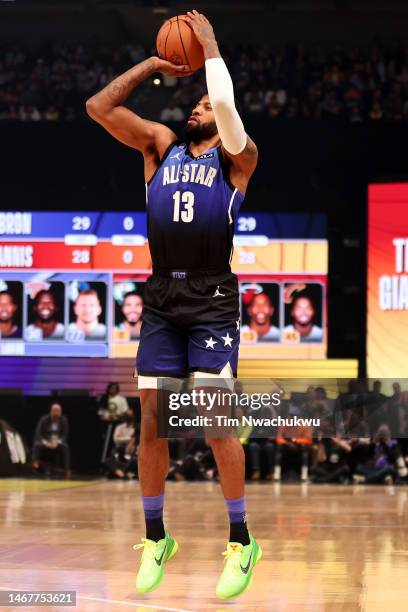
[134,531,178,593]
[216,534,262,600]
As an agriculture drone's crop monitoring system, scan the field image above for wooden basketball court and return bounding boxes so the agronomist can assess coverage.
[0,479,407,611]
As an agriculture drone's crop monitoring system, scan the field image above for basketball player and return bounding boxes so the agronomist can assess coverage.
[241,292,280,342]
[0,290,21,339]
[25,289,64,340]
[86,10,260,600]
[116,291,144,339]
[67,289,106,341]
[284,293,323,342]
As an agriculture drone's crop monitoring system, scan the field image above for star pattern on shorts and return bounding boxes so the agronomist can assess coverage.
[221,333,233,348]
[236,319,240,331]
[205,337,218,350]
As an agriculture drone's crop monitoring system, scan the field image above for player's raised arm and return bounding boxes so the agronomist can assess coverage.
[186,10,258,187]
[85,56,188,156]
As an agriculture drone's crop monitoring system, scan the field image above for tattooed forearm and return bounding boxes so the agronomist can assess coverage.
[87,57,158,111]
[107,78,131,102]
[107,59,157,103]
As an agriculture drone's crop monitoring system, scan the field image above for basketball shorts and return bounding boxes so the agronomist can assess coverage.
[136,269,240,388]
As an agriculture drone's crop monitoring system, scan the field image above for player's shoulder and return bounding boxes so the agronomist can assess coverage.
[146,121,179,159]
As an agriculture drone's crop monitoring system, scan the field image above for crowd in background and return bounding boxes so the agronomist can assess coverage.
[2,39,408,122]
[160,379,408,486]
[27,379,408,486]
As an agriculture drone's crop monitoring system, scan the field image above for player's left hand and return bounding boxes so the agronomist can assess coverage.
[185,10,216,48]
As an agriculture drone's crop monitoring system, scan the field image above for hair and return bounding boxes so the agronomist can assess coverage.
[0,290,14,300]
[77,289,98,299]
[33,289,56,308]
[123,291,142,302]
[107,381,120,394]
[291,291,313,308]
[249,292,272,307]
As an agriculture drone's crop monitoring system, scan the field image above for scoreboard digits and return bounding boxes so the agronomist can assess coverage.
[0,212,150,272]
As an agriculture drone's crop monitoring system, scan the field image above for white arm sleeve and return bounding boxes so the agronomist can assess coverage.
[205,57,247,155]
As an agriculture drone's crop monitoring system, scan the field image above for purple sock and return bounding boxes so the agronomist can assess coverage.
[142,494,164,520]
[225,496,246,523]
[225,496,250,545]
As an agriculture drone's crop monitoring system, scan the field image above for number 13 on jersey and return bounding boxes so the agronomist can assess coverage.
[173,190,195,223]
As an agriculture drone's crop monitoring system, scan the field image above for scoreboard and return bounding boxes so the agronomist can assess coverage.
[0,211,327,359]
[0,212,151,271]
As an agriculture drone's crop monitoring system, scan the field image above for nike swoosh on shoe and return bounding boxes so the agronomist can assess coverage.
[240,551,252,574]
[155,543,167,566]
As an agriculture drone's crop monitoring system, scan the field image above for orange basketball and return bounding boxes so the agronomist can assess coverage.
[156,15,205,76]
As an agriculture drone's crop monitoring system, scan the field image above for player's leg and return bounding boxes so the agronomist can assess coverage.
[189,330,262,599]
[134,309,187,593]
[138,388,169,538]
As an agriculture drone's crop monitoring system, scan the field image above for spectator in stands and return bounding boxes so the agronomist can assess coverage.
[113,408,135,448]
[32,403,71,478]
[19,105,41,121]
[397,390,408,439]
[273,404,313,481]
[45,105,59,121]
[367,380,388,434]
[104,408,137,479]
[159,99,184,122]
[312,387,330,417]
[369,101,384,120]
[244,86,264,114]
[311,418,351,483]
[98,382,129,422]
[300,385,317,416]
[247,402,277,481]
[353,424,406,484]
[5,40,408,124]
[167,439,216,481]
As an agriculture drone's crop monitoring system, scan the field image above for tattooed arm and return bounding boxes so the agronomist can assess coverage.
[86,57,188,179]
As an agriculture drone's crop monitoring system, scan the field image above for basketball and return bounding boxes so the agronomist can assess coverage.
[156,15,205,76]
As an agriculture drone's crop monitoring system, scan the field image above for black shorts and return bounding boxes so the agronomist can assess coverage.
[136,270,240,377]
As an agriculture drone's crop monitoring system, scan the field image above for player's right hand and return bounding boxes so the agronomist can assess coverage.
[152,56,190,77]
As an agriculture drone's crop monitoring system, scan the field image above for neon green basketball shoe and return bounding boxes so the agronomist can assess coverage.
[216,534,262,600]
[134,531,178,593]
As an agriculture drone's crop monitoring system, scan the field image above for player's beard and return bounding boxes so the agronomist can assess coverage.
[185,120,218,143]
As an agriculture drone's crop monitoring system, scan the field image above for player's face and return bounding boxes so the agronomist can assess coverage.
[122,295,143,324]
[74,294,102,324]
[248,294,273,324]
[185,94,218,141]
[0,294,17,322]
[35,293,57,321]
[292,297,315,326]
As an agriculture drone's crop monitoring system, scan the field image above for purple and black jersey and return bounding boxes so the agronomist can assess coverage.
[146,141,244,271]
[137,141,245,378]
